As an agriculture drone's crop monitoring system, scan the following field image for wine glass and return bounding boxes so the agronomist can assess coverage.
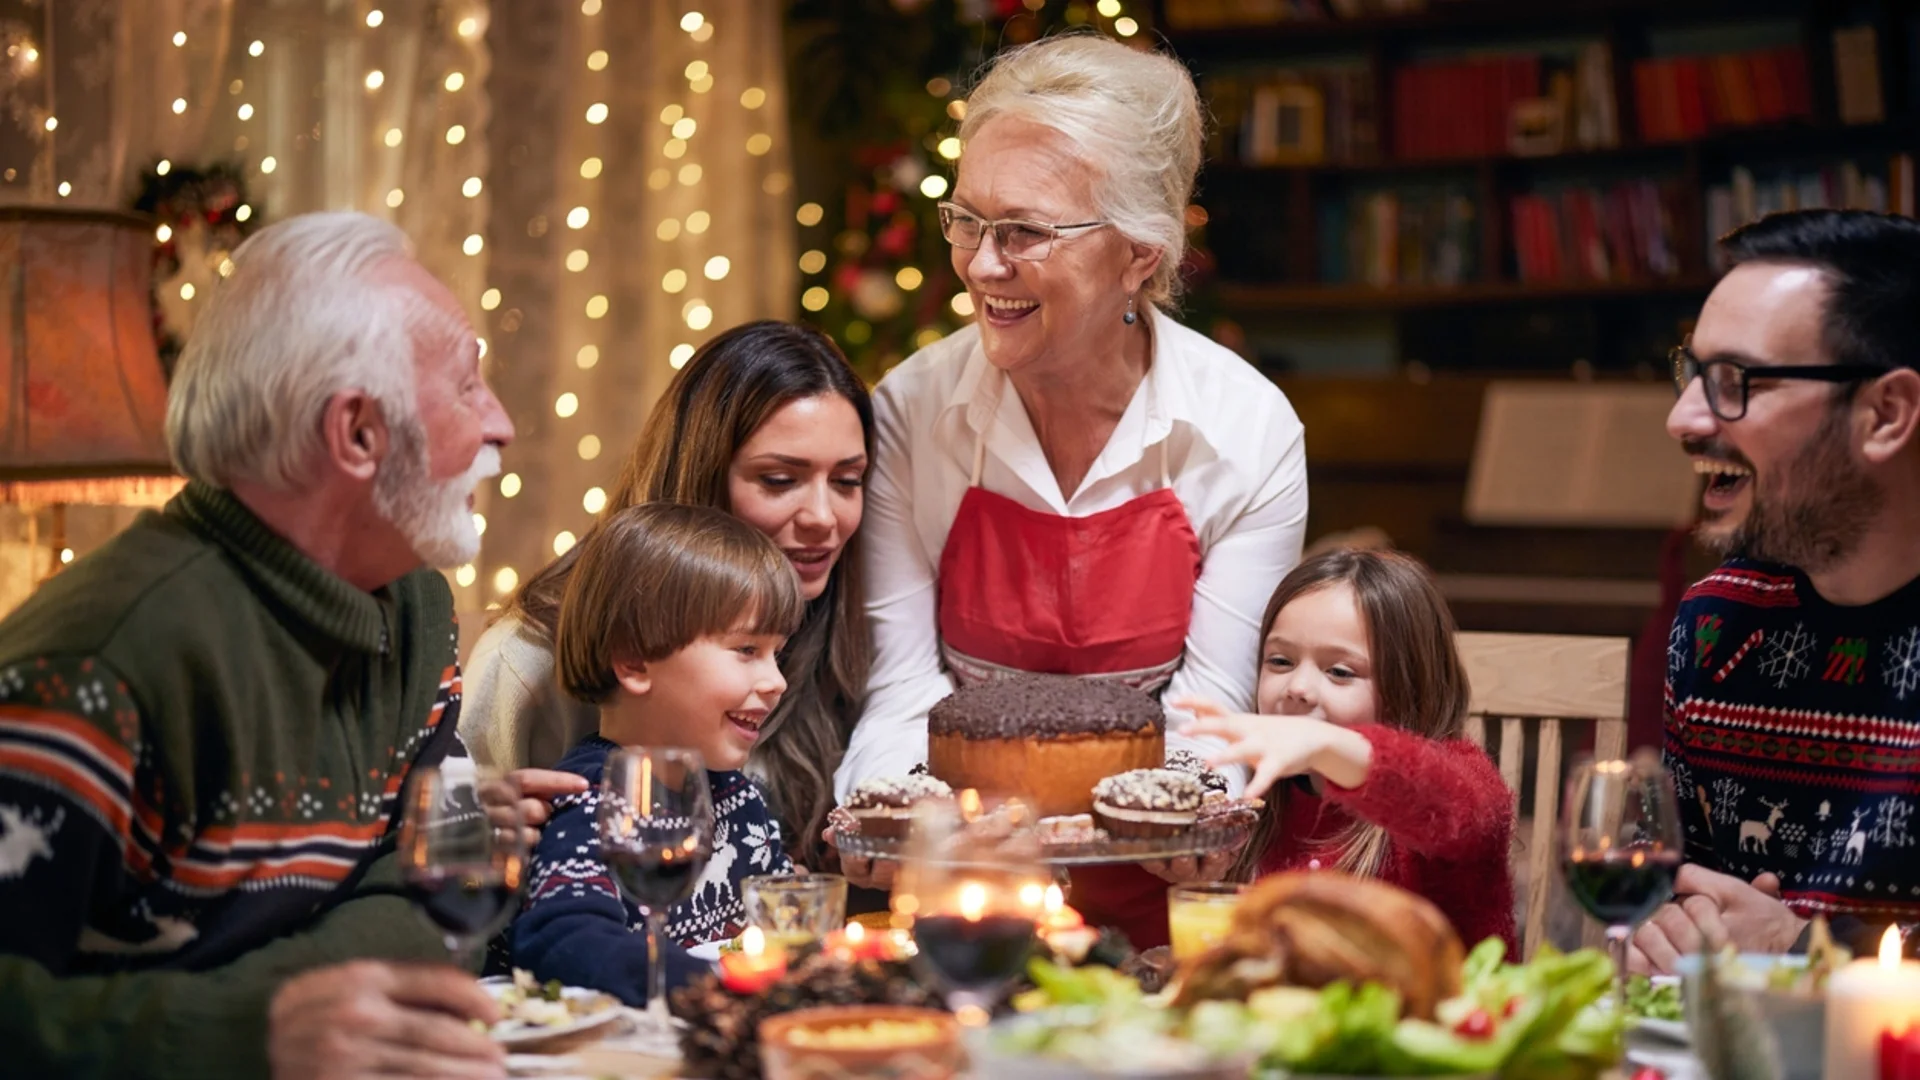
[597,747,714,1029]
[1561,751,1683,1006]
[398,763,528,965]
[896,797,1050,1026]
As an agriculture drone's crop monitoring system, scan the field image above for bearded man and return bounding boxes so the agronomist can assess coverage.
[1633,209,1920,973]
[0,213,523,1078]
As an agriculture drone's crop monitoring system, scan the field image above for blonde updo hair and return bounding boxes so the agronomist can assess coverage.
[959,34,1203,308]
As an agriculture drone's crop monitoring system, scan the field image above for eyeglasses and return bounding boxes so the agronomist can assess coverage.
[1669,343,1885,421]
[937,201,1108,262]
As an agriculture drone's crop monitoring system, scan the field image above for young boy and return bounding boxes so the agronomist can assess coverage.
[510,503,801,1006]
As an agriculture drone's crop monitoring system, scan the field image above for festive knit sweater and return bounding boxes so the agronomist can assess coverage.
[511,733,793,1007]
[0,482,461,1079]
[1257,725,1519,955]
[1663,558,1920,954]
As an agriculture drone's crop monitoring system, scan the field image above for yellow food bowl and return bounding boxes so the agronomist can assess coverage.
[759,1005,962,1080]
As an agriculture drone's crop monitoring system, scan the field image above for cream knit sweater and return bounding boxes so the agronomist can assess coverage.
[459,611,599,771]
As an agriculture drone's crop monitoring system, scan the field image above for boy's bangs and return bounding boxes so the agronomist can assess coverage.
[680,547,805,644]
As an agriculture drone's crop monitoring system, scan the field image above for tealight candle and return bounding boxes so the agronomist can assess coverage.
[825,920,894,962]
[718,925,788,994]
[1825,927,1920,1080]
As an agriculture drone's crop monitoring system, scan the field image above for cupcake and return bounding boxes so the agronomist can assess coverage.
[842,776,954,839]
[1162,748,1230,795]
[1091,769,1204,839]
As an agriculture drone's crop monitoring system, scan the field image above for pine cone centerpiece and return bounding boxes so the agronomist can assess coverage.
[673,951,938,1080]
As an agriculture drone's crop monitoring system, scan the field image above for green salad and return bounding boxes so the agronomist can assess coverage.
[999,939,1624,1079]
[1624,975,1682,1022]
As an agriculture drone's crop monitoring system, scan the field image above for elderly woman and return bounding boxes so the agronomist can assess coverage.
[833,34,1309,946]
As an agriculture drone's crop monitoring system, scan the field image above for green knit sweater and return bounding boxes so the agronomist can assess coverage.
[0,482,462,1078]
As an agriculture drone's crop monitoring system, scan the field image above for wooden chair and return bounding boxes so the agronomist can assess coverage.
[1456,631,1630,958]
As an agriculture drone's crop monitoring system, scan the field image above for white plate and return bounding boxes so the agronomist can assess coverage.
[480,977,624,1050]
[1635,1017,1690,1044]
[686,940,724,962]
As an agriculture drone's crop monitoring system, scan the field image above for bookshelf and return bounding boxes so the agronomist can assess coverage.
[1158,0,1920,375]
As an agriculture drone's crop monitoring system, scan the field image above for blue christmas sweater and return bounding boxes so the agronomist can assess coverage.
[1664,558,1920,955]
[510,733,793,1006]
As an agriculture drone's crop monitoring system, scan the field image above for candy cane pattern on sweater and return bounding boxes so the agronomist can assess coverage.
[1714,629,1765,684]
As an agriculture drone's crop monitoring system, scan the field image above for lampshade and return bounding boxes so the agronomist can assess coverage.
[0,207,182,507]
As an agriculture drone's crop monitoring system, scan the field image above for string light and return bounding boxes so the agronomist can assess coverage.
[580,157,603,178]
[228,80,242,95]
[915,327,945,348]
[577,435,601,460]
[462,233,483,255]
[585,295,609,319]
[920,175,948,198]
[156,224,173,243]
[457,17,480,38]
[582,487,608,514]
[587,50,609,71]
[367,9,385,27]
[927,77,952,96]
[576,345,600,369]
[948,100,966,121]
[56,181,70,197]
[690,74,714,94]
[261,156,278,174]
[455,564,477,587]
[172,31,187,46]
[42,117,55,132]
[567,206,590,229]
[566,249,590,271]
[1114,16,1139,35]
[364,70,385,90]
[680,11,705,32]
[1097,0,1121,13]
[585,103,608,125]
[552,532,577,556]
[897,267,924,290]
[481,288,501,310]
[685,60,710,81]
[691,22,713,42]
[180,283,196,300]
[463,176,483,197]
[796,202,824,226]
[662,268,687,293]
[446,125,466,145]
[237,103,254,120]
[951,293,976,316]
[669,344,695,368]
[171,98,187,114]
[663,139,687,160]
[472,513,487,536]
[660,104,685,125]
[685,302,713,331]
[581,0,602,13]
[685,211,710,234]
[218,258,234,277]
[492,567,518,593]
[384,128,404,147]
[671,117,697,139]
[445,72,465,92]
[499,473,523,498]
[236,204,253,222]
[657,219,682,241]
[704,256,731,280]
[156,159,171,176]
[555,392,579,418]
[648,169,671,191]
[801,286,828,312]
[478,338,487,358]
[746,134,772,156]
[679,164,703,186]
[741,88,766,110]
[938,137,962,160]
[248,40,264,57]
[798,250,826,273]
[386,188,404,208]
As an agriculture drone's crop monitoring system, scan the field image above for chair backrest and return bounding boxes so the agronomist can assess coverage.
[1456,631,1630,958]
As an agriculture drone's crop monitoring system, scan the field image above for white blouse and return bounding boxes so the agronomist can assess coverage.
[835,306,1310,799]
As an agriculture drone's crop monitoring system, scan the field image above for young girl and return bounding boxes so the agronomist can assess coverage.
[510,503,802,1005]
[464,320,871,870]
[1179,548,1517,953]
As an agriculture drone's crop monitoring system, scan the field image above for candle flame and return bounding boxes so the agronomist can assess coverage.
[959,881,988,921]
[1882,924,1904,968]
[845,921,866,944]
[742,925,766,958]
[1019,882,1045,909]
[959,788,982,821]
[1044,883,1064,913]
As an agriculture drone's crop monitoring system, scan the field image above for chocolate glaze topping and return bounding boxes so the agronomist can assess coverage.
[845,775,954,810]
[1092,768,1204,812]
[1163,748,1230,793]
[927,674,1165,739]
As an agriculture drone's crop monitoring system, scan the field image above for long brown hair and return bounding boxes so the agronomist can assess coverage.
[1229,548,1472,882]
[513,320,874,867]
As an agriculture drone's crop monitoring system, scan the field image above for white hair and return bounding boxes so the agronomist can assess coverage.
[166,211,459,491]
[959,34,1204,308]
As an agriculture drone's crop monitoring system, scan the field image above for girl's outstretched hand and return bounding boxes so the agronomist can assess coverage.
[1169,697,1371,800]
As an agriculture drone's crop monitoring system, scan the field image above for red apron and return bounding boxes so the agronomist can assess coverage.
[936,385,1201,949]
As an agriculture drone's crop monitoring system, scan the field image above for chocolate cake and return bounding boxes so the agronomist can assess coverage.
[1091,768,1204,838]
[1163,747,1230,794]
[843,776,954,839]
[926,675,1165,818]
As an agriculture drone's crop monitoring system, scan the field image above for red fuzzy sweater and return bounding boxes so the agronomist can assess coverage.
[1257,725,1519,955]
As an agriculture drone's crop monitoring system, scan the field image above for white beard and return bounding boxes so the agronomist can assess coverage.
[373,425,500,569]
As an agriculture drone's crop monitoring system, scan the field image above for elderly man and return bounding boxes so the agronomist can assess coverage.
[1635,209,1920,973]
[0,212,529,1078]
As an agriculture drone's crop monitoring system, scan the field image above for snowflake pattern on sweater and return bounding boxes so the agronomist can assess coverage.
[511,734,791,1004]
[1664,559,1920,925]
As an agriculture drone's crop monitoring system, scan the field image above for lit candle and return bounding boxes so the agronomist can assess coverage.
[1825,926,1920,1080]
[958,881,988,922]
[717,925,788,994]
[824,920,893,962]
[1041,884,1084,934]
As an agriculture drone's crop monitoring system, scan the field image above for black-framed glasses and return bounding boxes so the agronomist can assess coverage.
[937,201,1108,262]
[1669,344,1885,421]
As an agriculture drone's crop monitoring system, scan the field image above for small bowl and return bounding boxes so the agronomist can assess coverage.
[759,1005,962,1080]
[1674,953,1824,1080]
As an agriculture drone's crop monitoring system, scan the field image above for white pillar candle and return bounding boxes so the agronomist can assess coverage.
[1824,927,1920,1080]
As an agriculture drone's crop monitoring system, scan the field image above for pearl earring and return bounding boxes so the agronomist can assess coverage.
[1123,294,1137,325]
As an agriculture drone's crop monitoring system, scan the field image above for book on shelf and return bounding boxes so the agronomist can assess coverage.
[1163,0,1428,29]
[1832,25,1885,125]
[1318,185,1478,287]
[1632,46,1813,143]
[1705,155,1912,268]
[1509,180,1683,286]
[1391,45,1617,161]
[1208,65,1379,165]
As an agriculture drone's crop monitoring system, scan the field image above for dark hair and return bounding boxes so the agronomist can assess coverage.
[512,319,874,867]
[1229,548,1472,882]
[555,504,804,704]
[1720,210,1920,375]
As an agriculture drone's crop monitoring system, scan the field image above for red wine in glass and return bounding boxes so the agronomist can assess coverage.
[1560,751,1683,1007]
[605,844,712,913]
[598,747,713,1030]
[1565,848,1682,927]
[912,913,1037,992]
[405,870,519,944]
[398,765,527,960]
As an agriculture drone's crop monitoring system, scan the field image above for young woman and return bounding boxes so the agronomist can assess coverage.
[1180,549,1517,952]
[462,320,872,869]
